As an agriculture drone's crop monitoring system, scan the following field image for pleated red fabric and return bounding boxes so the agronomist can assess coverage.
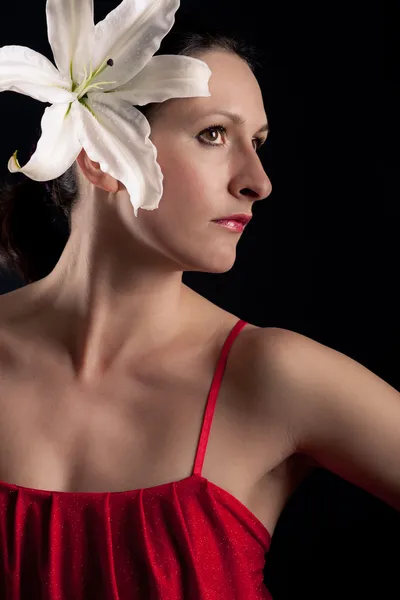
[0,319,273,599]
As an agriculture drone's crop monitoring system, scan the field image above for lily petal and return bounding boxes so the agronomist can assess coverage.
[0,46,77,104]
[107,55,212,105]
[46,0,95,83]
[8,103,82,181]
[75,92,163,217]
[91,0,180,91]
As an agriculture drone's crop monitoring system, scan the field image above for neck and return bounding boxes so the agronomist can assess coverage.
[10,183,195,384]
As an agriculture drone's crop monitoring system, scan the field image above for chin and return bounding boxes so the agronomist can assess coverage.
[184,252,237,275]
[150,229,239,273]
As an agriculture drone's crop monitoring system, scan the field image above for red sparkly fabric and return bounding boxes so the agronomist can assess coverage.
[0,319,273,599]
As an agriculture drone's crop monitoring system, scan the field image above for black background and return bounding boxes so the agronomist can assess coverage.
[1,1,400,597]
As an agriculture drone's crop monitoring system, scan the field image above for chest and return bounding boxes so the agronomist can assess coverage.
[0,324,308,535]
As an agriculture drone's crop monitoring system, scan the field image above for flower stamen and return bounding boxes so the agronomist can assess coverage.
[74,56,116,99]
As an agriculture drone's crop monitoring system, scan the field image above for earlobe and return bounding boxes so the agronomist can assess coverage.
[100,174,120,194]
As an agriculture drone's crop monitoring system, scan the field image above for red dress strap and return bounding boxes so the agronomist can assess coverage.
[192,319,249,476]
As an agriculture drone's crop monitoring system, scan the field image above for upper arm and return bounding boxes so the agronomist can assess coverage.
[259,327,400,511]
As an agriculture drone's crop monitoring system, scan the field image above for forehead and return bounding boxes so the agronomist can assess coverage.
[199,50,261,93]
[155,50,267,126]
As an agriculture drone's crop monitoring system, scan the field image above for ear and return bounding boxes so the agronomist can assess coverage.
[76,148,122,193]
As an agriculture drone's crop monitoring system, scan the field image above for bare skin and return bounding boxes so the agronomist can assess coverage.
[0,50,316,536]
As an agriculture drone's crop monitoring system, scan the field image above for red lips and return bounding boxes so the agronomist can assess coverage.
[212,213,252,225]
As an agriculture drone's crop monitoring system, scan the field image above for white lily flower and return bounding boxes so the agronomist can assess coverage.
[0,0,212,217]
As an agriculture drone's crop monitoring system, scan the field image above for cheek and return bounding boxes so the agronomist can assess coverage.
[159,154,225,209]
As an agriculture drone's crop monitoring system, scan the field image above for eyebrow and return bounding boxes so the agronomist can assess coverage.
[200,110,269,134]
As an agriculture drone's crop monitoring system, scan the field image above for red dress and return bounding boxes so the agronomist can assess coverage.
[0,319,273,599]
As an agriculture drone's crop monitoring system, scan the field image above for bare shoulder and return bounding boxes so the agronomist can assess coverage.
[0,289,33,349]
[249,326,323,470]
[0,289,30,343]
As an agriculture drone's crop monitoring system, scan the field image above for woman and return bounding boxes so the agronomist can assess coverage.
[0,1,399,599]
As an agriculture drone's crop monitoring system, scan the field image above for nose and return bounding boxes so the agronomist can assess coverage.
[229,154,272,202]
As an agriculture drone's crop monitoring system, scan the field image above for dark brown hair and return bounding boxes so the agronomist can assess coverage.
[0,30,261,284]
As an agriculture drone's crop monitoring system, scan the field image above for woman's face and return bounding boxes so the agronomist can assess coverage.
[132,50,272,274]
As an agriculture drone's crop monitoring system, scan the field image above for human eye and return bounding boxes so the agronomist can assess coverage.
[197,124,267,153]
[253,136,266,152]
[197,124,228,148]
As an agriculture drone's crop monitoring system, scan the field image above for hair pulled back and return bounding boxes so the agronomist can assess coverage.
[0,25,261,284]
